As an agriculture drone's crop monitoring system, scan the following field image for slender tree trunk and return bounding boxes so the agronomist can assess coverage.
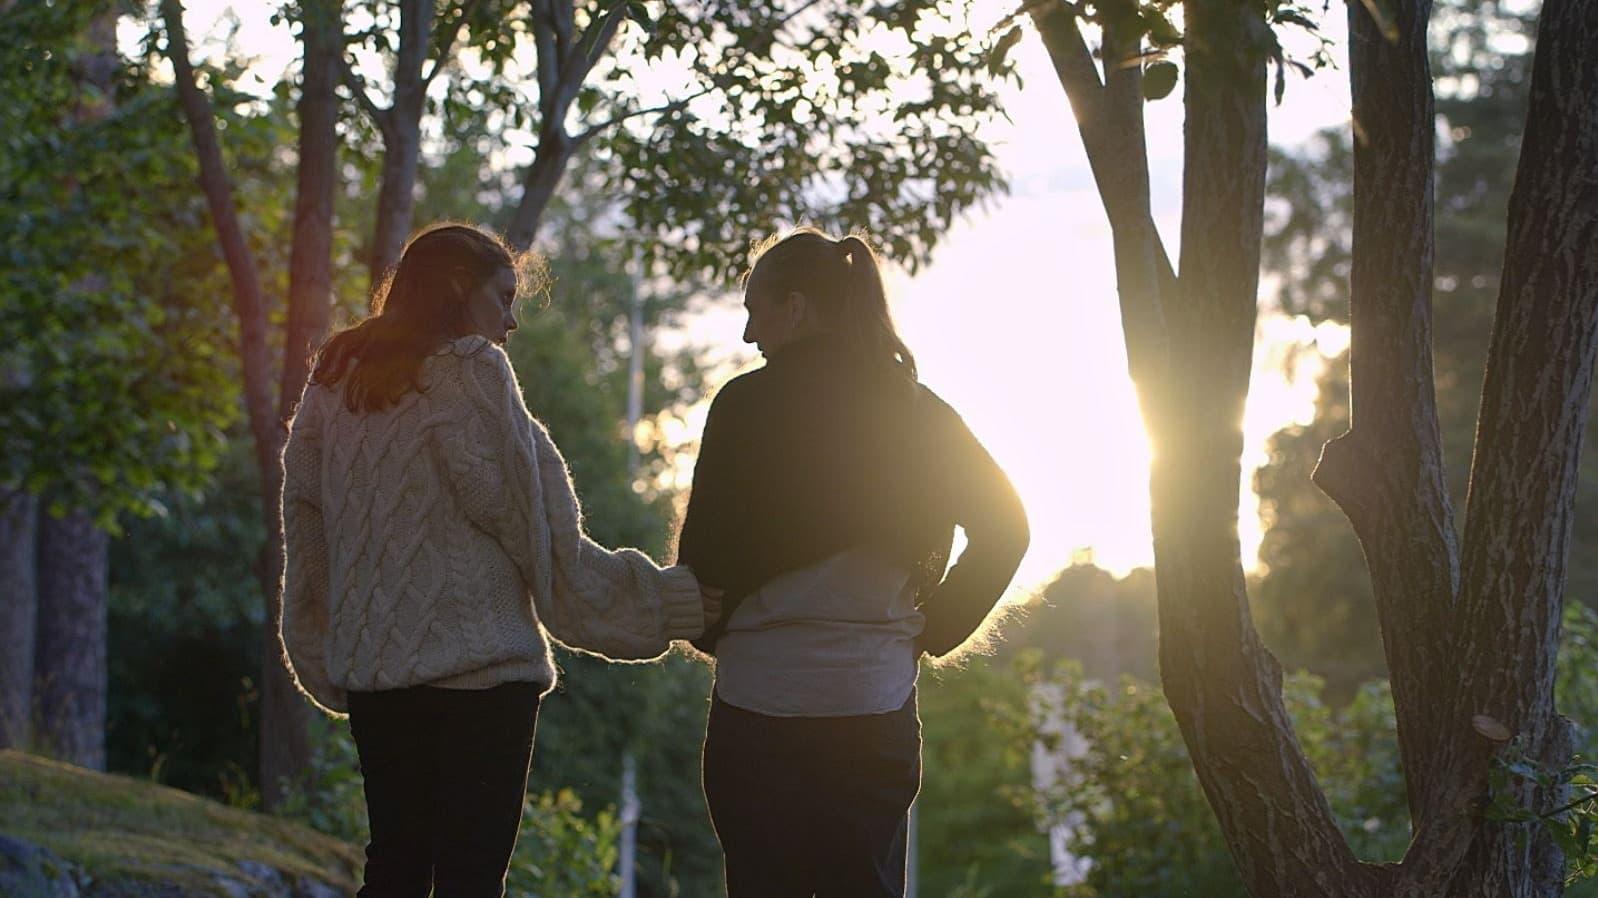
[509,0,629,251]
[162,0,332,805]
[371,123,422,282]
[33,509,108,770]
[161,0,281,486]
[1312,0,1463,854]
[368,0,431,284]
[0,488,37,750]
[258,0,343,811]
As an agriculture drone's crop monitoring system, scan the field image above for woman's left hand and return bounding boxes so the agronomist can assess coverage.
[701,585,725,629]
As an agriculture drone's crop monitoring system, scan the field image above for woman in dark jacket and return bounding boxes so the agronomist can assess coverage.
[676,227,1030,898]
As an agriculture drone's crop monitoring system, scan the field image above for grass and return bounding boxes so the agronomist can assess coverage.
[0,749,360,897]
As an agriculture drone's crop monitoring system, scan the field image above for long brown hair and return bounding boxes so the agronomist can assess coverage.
[312,222,545,413]
[746,227,918,381]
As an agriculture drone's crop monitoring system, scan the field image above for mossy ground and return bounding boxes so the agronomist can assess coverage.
[1,750,360,896]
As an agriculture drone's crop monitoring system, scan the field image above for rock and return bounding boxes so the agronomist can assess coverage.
[0,834,81,898]
[291,874,346,898]
[208,873,253,898]
[232,861,285,892]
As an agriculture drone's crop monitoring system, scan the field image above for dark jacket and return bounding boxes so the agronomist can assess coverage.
[674,334,1030,657]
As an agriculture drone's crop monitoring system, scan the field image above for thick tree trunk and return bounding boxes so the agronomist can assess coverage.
[368,0,431,284]
[33,509,108,770]
[277,1,340,419]
[1433,2,1598,893]
[0,488,37,749]
[1149,2,1383,894]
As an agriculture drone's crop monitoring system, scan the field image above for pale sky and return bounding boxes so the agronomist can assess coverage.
[137,2,1359,597]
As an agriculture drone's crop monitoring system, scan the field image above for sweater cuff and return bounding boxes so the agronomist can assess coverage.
[659,565,705,641]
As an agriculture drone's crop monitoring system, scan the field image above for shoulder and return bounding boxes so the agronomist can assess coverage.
[429,335,517,391]
[909,382,975,443]
[292,381,333,429]
[706,366,768,414]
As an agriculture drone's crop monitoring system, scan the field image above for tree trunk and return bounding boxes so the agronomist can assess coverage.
[162,0,315,805]
[33,508,108,770]
[1144,2,1385,894]
[0,488,37,750]
[506,132,574,251]
[20,5,121,773]
[368,0,431,284]
[260,0,343,811]
[1435,1,1598,892]
[1312,0,1463,850]
[161,0,282,487]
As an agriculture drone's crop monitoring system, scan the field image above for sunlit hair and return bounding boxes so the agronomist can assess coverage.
[311,222,547,413]
[745,227,918,382]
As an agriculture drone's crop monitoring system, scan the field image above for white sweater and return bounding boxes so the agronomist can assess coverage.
[278,335,703,717]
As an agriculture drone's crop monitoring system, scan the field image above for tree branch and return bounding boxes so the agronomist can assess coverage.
[336,50,390,134]
[551,0,575,67]
[421,0,481,89]
[556,0,627,112]
[530,0,561,122]
[572,86,713,146]
[1029,2,1171,390]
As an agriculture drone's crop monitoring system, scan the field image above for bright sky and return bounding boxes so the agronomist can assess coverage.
[137,2,1358,597]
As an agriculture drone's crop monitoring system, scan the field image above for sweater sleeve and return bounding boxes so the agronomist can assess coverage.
[431,340,703,660]
[278,387,349,718]
[916,396,1031,658]
[528,419,705,657]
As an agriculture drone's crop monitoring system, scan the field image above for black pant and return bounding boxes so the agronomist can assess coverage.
[347,681,542,898]
[702,691,922,898]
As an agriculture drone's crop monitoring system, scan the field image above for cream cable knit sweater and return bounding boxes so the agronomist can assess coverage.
[278,335,703,718]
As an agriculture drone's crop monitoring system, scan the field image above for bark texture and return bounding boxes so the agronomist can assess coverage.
[259,0,344,810]
[0,489,37,749]
[1313,0,1463,848]
[163,0,332,804]
[1436,0,1598,891]
[33,509,108,770]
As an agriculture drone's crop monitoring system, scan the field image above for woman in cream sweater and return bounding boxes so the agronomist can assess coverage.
[278,222,707,898]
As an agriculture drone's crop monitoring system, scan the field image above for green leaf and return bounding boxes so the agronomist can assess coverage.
[1142,60,1178,100]
[625,0,656,36]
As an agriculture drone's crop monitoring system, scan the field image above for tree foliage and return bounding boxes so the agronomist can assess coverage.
[0,1,236,526]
